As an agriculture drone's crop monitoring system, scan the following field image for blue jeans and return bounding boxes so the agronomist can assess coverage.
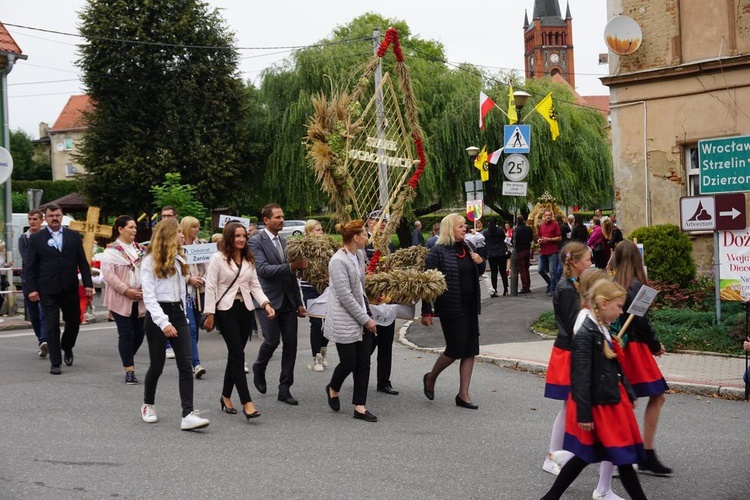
[185,296,202,368]
[538,252,559,293]
[23,284,45,343]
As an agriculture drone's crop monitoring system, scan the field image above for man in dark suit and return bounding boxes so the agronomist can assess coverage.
[250,203,308,405]
[24,204,93,375]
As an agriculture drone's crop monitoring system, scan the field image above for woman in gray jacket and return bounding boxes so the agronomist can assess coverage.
[324,220,378,422]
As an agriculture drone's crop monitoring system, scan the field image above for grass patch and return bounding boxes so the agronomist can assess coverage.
[532,302,748,355]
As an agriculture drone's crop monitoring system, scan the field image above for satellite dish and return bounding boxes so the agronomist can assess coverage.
[604,16,643,55]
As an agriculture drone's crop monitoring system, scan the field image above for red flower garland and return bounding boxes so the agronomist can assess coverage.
[369,27,426,271]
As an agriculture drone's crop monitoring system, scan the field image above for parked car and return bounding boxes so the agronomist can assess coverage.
[277,220,306,238]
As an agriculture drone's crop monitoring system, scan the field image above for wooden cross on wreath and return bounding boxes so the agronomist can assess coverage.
[68,206,112,263]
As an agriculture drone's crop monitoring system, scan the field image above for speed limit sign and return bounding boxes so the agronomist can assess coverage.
[502,153,529,182]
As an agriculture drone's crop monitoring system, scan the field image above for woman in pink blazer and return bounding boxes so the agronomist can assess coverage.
[101,215,147,385]
[203,222,275,420]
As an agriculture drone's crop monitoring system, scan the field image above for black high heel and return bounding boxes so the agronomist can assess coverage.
[455,395,478,410]
[220,397,238,414]
[243,405,261,420]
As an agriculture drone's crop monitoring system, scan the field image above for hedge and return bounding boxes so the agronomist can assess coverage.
[11,180,80,205]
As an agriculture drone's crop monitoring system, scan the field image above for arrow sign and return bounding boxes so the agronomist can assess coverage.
[715,193,747,231]
[720,208,741,219]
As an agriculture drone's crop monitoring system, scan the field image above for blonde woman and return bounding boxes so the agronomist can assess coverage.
[140,219,209,430]
[180,216,207,379]
[101,215,146,385]
[300,219,329,371]
[421,213,485,409]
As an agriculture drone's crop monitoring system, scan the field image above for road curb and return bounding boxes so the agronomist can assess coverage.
[0,312,111,332]
[399,320,747,401]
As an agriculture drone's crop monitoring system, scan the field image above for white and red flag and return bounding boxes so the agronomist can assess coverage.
[488,147,503,165]
[479,91,496,130]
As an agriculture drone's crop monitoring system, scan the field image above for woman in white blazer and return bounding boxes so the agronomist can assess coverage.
[324,220,378,422]
[203,222,275,420]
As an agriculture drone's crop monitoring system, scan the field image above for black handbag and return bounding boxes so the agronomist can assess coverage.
[200,260,242,332]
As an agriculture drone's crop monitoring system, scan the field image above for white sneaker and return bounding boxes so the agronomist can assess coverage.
[180,411,210,430]
[320,347,328,367]
[593,490,625,500]
[166,347,175,359]
[244,363,250,374]
[193,365,206,379]
[543,457,561,476]
[313,354,324,372]
[141,404,158,423]
[38,342,48,358]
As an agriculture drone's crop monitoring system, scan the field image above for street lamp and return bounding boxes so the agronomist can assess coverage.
[509,90,530,296]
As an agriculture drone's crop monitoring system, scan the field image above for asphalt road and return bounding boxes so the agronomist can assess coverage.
[1,320,749,499]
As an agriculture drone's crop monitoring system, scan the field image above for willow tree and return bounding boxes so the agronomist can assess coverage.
[480,77,613,213]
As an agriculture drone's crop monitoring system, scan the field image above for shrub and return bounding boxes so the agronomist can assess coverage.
[651,306,746,355]
[533,310,557,335]
[11,180,80,204]
[630,224,696,286]
[649,279,712,311]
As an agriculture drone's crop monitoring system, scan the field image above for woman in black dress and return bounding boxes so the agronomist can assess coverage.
[421,213,486,409]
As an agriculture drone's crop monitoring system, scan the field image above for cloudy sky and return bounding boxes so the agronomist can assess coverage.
[4,0,611,138]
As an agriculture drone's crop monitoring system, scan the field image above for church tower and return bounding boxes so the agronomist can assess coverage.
[523,0,575,87]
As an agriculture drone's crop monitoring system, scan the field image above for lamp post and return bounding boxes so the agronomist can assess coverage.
[509,90,530,296]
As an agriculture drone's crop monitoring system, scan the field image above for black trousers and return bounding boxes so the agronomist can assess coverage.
[371,321,394,387]
[254,299,298,392]
[143,302,193,417]
[331,331,374,406]
[41,290,81,368]
[112,302,145,367]
[488,255,509,293]
[217,300,254,404]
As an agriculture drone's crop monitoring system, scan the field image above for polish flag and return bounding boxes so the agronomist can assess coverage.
[488,147,503,165]
[479,91,496,129]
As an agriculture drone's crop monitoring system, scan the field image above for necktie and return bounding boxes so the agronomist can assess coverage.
[53,231,62,251]
[273,237,284,261]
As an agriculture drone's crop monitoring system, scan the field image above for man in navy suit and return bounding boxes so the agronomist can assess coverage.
[24,204,93,375]
[250,203,308,405]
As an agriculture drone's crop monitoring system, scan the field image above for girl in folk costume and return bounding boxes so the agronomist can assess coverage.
[101,215,147,385]
[542,279,648,500]
[543,242,591,472]
[612,240,672,476]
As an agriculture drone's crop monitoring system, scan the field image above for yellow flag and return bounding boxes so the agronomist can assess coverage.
[473,146,489,182]
[508,84,518,125]
[534,92,560,140]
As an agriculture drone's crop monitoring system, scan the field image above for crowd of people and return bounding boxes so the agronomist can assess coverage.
[18,202,684,497]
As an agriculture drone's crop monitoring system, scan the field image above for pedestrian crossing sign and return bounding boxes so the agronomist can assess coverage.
[504,124,531,154]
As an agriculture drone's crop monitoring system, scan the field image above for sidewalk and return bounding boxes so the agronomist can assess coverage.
[400,271,749,400]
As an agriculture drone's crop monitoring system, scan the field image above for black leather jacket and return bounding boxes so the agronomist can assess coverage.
[552,277,579,350]
[571,316,636,423]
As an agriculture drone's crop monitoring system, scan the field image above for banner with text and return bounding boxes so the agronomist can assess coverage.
[184,243,217,265]
[719,229,750,301]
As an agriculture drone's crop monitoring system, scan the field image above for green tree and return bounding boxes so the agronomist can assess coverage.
[9,129,52,180]
[76,0,256,215]
[150,173,207,220]
[253,13,613,217]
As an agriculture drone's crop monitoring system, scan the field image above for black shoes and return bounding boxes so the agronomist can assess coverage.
[243,408,261,420]
[220,397,238,414]
[64,350,74,366]
[125,371,138,385]
[325,384,340,412]
[422,373,434,400]
[638,449,673,476]
[353,409,377,422]
[455,395,478,410]
[252,364,267,394]
[50,365,61,375]
[490,292,500,298]
[376,384,399,395]
[278,392,299,406]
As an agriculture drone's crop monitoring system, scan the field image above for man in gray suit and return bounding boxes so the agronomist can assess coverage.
[250,203,308,405]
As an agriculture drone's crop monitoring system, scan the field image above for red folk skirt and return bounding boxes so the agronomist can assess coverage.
[562,384,646,465]
[621,341,669,397]
[544,346,571,400]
